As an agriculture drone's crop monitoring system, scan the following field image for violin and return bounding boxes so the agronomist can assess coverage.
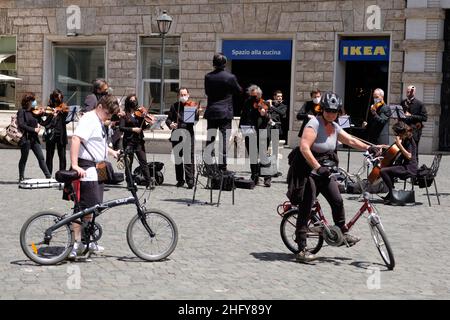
[31,106,53,117]
[367,143,401,184]
[370,101,384,113]
[134,106,155,126]
[54,103,69,113]
[253,98,269,116]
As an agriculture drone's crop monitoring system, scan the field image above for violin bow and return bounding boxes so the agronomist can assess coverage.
[364,89,373,123]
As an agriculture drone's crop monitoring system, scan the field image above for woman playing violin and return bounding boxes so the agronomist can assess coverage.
[165,87,199,188]
[119,94,152,188]
[43,89,69,175]
[239,84,272,186]
[380,122,418,204]
[16,92,51,181]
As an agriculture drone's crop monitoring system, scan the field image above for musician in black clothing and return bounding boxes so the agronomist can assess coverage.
[17,92,51,181]
[82,79,109,114]
[44,89,68,175]
[401,85,427,156]
[204,53,242,171]
[296,89,324,138]
[119,94,152,187]
[267,90,287,135]
[239,85,272,187]
[166,88,199,189]
[380,122,418,204]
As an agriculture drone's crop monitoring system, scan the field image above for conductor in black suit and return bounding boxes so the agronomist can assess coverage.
[82,79,109,114]
[204,53,242,171]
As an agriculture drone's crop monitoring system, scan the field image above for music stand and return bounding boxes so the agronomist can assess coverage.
[339,115,352,172]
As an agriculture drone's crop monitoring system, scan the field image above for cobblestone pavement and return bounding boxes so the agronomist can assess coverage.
[1,148,449,300]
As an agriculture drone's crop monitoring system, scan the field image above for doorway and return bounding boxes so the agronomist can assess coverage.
[231,59,291,141]
[344,61,389,127]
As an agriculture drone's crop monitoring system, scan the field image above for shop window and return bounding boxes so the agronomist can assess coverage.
[53,45,105,107]
[0,36,17,110]
[140,36,180,114]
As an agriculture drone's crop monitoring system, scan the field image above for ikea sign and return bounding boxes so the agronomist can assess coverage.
[339,39,390,61]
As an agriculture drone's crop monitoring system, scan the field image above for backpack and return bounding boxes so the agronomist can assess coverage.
[5,115,23,145]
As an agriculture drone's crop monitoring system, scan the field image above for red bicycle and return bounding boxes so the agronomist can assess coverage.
[278,176,395,270]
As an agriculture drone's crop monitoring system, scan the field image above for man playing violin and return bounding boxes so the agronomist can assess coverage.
[400,85,427,160]
[43,89,69,175]
[296,89,324,138]
[166,88,199,188]
[362,88,391,145]
[379,122,418,205]
[119,94,153,188]
[239,85,272,187]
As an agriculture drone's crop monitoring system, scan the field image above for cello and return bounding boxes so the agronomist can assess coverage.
[367,143,401,184]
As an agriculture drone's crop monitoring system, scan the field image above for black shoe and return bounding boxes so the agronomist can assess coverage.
[264,177,271,187]
[176,181,185,187]
[251,176,259,185]
[186,184,194,189]
[19,176,24,183]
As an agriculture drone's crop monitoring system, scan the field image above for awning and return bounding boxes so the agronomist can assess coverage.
[0,74,22,81]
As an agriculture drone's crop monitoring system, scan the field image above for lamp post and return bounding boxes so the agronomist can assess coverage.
[157,10,173,115]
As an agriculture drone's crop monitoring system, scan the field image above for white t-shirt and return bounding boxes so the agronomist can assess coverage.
[74,110,107,181]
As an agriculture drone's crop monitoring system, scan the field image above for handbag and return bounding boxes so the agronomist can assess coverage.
[5,115,23,145]
[391,189,415,205]
[80,140,114,184]
[96,161,115,184]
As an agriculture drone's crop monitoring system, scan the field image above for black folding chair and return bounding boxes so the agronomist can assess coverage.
[403,154,442,206]
[192,158,235,207]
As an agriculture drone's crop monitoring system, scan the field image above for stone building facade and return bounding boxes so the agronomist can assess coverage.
[0,0,447,153]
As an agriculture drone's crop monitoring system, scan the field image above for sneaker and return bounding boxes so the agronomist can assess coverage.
[343,233,361,247]
[88,242,104,253]
[68,242,86,259]
[295,249,317,263]
[263,177,271,187]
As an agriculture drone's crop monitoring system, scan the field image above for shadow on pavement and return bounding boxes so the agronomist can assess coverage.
[350,260,392,271]
[250,252,294,262]
[10,259,68,266]
[0,180,19,185]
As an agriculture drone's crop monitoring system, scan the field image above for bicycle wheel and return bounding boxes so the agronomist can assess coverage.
[370,222,395,270]
[127,209,178,261]
[280,209,323,254]
[20,211,73,265]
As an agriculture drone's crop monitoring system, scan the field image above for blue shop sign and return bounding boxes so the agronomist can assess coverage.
[222,40,292,60]
[339,39,390,61]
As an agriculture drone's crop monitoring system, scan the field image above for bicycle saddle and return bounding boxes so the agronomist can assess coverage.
[55,169,79,183]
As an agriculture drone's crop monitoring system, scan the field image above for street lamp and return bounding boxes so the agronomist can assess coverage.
[157,10,173,115]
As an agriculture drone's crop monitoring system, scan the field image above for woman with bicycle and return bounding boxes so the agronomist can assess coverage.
[294,92,380,262]
[69,94,121,259]
[380,122,418,204]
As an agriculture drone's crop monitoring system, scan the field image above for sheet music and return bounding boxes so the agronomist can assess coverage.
[389,104,406,119]
[338,115,351,128]
[183,106,196,124]
[149,115,168,130]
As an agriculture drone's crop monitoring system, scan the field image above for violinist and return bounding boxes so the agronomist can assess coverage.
[166,88,199,188]
[16,92,51,181]
[296,89,324,138]
[43,89,69,175]
[380,122,418,205]
[119,94,152,188]
[239,85,271,186]
[400,85,427,160]
[82,79,109,114]
[362,88,391,145]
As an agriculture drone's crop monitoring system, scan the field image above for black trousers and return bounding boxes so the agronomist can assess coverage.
[380,165,412,194]
[171,130,195,184]
[45,138,67,175]
[124,142,150,185]
[206,119,231,171]
[19,139,51,179]
[244,129,270,179]
[78,158,104,211]
[295,175,345,251]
